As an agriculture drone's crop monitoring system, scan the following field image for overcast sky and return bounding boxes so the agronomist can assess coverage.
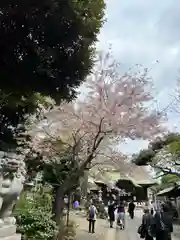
[95,0,180,154]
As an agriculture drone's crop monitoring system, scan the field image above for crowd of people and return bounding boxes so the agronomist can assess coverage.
[87,200,135,233]
[86,199,175,240]
[139,201,174,240]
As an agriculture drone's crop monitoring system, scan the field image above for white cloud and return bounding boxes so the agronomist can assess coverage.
[118,139,149,155]
[97,0,180,153]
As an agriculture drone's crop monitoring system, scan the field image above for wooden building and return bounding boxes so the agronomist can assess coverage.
[87,165,156,203]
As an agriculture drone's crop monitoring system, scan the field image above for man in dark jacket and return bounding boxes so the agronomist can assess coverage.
[154,204,173,240]
[108,201,116,228]
[142,208,154,240]
[128,201,135,219]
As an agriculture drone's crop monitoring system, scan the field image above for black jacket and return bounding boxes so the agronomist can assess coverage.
[154,211,173,233]
[128,202,135,211]
[142,213,154,231]
[108,204,116,221]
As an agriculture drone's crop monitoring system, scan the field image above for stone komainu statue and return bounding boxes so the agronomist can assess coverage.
[0,152,26,226]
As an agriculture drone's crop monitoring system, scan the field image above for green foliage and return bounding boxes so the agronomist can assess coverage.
[161,174,180,185]
[167,140,180,155]
[42,159,80,191]
[0,0,105,150]
[14,187,57,240]
[151,174,180,194]
[163,133,180,146]
[42,146,75,185]
[133,149,155,166]
[0,0,105,101]
[25,140,81,192]
[134,133,180,166]
[149,133,180,151]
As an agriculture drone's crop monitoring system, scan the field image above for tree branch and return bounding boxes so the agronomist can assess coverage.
[153,165,180,178]
[60,118,105,191]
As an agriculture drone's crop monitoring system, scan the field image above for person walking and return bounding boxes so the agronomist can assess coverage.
[117,201,125,229]
[87,202,98,233]
[154,203,173,240]
[142,208,154,240]
[150,201,155,215]
[108,200,116,228]
[73,200,79,209]
[128,201,135,219]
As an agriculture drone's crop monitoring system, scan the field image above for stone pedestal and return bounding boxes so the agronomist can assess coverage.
[0,225,21,240]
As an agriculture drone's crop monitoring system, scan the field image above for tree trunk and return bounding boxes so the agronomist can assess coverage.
[81,169,89,199]
[66,193,71,226]
[52,158,95,224]
[52,186,65,225]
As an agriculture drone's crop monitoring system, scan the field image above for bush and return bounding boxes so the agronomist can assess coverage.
[14,186,77,240]
[14,187,57,240]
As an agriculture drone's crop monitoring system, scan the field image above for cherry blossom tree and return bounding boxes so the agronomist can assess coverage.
[54,50,163,162]
[28,51,164,222]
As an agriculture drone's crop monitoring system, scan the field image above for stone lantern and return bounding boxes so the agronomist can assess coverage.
[98,189,103,202]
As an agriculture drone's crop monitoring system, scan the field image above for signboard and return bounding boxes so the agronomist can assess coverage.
[118,189,132,196]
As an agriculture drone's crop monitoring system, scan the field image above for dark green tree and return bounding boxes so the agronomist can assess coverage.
[133,132,180,177]
[133,133,180,166]
[161,174,180,186]
[0,0,105,150]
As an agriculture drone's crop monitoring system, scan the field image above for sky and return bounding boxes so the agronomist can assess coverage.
[96,0,180,154]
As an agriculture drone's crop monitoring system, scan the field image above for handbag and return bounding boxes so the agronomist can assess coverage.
[137,224,145,238]
[137,225,143,234]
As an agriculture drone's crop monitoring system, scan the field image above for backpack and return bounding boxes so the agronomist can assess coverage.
[89,206,95,219]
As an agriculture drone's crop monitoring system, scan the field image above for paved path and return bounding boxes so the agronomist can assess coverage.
[73,211,141,240]
[73,210,179,240]
[75,216,128,240]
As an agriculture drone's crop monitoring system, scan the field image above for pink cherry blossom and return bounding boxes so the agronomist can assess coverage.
[43,51,165,169]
